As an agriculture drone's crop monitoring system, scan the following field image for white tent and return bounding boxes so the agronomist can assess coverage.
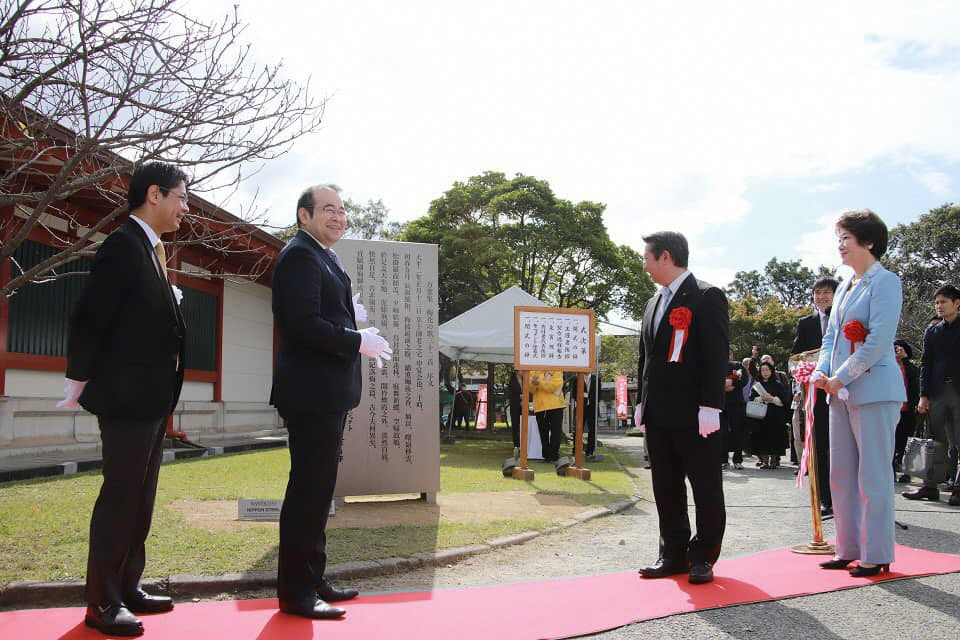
[438,286,549,363]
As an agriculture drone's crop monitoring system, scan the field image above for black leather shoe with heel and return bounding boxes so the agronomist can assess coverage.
[848,563,890,577]
[819,558,854,570]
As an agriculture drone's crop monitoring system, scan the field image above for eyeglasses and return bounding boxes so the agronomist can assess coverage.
[312,204,346,217]
[161,188,189,203]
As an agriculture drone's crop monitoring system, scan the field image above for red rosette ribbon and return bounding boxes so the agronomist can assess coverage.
[843,320,868,355]
[667,306,692,362]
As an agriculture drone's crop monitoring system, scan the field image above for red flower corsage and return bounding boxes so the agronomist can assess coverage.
[669,306,692,330]
[667,306,692,362]
[843,320,868,354]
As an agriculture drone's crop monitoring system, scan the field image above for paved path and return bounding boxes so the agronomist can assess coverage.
[352,434,960,639]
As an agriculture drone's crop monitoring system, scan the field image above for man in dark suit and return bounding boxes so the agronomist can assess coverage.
[722,349,747,469]
[790,276,837,516]
[270,184,392,619]
[635,231,729,585]
[905,284,960,505]
[60,161,188,636]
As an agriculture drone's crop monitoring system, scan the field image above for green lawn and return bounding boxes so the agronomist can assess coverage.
[0,434,639,584]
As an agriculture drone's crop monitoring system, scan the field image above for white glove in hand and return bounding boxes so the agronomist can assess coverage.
[358,327,393,368]
[810,370,827,385]
[634,404,644,432]
[352,293,368,323]
[698,407,721,438]
[56,378,87,409]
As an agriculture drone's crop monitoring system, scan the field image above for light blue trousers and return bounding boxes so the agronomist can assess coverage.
[828,398,900,564]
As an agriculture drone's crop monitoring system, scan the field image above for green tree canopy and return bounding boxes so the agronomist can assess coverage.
[599,334,640,381]
[729,296,806,367]
[400,171,653,322]
[727,258,833,308]
[886,202,960,347]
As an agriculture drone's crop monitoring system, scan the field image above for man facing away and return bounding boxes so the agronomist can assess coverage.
[904,284,960,506]
[270,184,392,618]
[60,161,188,636]
[791,276,837,516]
[635,231,730,584]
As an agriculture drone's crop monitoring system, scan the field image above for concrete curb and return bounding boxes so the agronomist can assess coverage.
[0,494,641,608]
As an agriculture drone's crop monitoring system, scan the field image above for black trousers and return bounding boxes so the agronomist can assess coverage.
[535,408,563,461]
[721,406,745,464]
[584,404,597,456]
[893,409,916,469]
[278,411,346,602]
[86,415,167,607]
[644,406,726,565]
[509,401,521,449]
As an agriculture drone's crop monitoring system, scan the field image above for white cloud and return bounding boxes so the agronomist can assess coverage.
[181,0,960,276]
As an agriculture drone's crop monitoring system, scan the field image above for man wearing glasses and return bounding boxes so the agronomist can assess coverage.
[61,161,188,636]
[270,184,392,619]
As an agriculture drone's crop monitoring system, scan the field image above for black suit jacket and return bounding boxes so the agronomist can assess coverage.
[66,218,185,419]
[637,273,729,424]
[919,319,960,398]
[270,230,362,418]
[791,309,828,355]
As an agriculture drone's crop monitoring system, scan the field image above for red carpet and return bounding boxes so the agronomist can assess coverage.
[5,544,960,640]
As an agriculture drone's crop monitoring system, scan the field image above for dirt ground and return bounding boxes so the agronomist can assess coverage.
[169,491,590,531]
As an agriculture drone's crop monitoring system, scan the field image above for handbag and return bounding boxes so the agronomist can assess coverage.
[745,400,768,419]
[902,415,945,478]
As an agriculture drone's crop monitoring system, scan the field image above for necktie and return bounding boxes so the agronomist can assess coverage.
[155,241,168,280]
[653,286,671,334]
[324,246,345,273]
[820,311,828,335]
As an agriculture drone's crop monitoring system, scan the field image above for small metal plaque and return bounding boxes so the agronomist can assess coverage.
[238,499,282,521]
[237,498,335,521]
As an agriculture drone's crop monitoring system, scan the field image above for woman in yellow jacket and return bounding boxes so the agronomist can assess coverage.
[531,370,566,462]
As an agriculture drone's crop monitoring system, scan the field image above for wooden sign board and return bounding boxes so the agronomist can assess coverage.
[513,306,596,373]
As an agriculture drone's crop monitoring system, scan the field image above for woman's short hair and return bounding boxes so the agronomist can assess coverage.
[836,209,889,259]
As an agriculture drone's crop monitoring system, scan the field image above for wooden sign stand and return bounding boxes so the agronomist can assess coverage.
[511,306,596,482]
[511,370,535,480]
[564,372,591,480]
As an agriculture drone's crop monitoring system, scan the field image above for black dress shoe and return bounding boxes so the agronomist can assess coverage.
[125,588,174,613]
[948,491,960,507]
[279,596,346,619]
[819,558,854,570]
[84,604,144,637]
[848,563,889,577]
[639,560,689,578]
[820,505,833,518]
[896,473,911,484]
[688,562,714,584]
[902,487,939,501]
[317,579,359,602]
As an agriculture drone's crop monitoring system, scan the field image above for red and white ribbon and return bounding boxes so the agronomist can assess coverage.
[793,361,816,488]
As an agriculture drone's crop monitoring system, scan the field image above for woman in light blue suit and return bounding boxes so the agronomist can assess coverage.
[813,209,905,577]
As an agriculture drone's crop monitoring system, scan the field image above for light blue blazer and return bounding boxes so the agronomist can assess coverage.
[815,261,906,407]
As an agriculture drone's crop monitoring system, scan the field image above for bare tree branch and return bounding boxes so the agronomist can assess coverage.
[1,0,324,297]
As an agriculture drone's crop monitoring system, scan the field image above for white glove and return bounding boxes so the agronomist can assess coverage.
[837,387,849,400]
[358,327,393,368]
[56,378,87,409]
[634,404,644,432]
[698,406,721,438]
[352,293,368,323]
[810,370,827,384]
[171,284,183,305]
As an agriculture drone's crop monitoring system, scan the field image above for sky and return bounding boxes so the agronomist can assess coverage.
[184,0,960,295]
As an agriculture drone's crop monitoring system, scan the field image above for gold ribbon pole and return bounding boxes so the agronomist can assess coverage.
[789,349,835,555]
